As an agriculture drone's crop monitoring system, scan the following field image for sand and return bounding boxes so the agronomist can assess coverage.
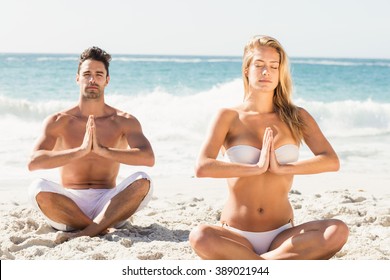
[1,174,389,260]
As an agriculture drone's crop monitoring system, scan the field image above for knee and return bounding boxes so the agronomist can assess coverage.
[325,219,349,251]
[189,224,215,252]
[35,191,56,209]
[132,178,150,197]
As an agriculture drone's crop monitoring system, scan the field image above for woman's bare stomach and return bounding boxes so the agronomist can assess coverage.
[221,177,294,232]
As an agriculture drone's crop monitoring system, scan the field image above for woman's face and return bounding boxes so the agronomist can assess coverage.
[246,46,280,94]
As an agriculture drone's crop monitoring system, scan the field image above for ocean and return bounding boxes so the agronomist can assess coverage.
[1,53,389,185]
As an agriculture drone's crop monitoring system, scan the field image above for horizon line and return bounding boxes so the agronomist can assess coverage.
[0,51,389,61]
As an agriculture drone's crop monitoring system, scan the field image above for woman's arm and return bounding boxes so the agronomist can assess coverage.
[195,109,270,178]
[269,108,339,175]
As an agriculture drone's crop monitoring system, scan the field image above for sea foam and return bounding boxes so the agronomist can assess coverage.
[1,79,389,138]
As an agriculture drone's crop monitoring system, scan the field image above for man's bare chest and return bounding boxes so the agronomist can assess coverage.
[57,121,125,149]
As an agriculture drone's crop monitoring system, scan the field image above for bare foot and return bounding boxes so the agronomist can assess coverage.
[54,228,111,244]
[54,231,78,244]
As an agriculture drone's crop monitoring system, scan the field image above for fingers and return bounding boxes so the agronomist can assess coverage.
[87,115,94,130]
[257,127,272,172]
[86,115,93,129]
[81,115,94,153]
[92,120,98,146]
[262,127,273,151]
[88,116,101,153]
[258,127,281,174]
[268,132,280,172]
[86,115,95,137]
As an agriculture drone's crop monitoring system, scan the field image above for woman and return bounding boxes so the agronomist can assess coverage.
[189,35,349,260]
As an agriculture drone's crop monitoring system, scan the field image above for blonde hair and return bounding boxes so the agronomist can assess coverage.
[242,35,304,143]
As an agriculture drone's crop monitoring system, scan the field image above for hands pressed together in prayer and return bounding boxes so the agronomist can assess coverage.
[257,127,284,175]
[81,115,106,157]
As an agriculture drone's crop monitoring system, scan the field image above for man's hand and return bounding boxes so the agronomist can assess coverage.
[80,115,106,157]
[80,115,93,155]
[89,115,107,156]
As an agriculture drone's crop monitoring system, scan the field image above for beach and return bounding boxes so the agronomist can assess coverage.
[1,172,389,260]
[1,54,389,260]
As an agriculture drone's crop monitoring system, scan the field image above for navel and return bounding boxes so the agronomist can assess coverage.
[258,208,264,214]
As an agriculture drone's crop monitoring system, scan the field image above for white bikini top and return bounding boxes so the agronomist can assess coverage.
[225,144,299,165]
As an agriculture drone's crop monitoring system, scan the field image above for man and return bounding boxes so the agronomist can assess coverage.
[27,47,155,243]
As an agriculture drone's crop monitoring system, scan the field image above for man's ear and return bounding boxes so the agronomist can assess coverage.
[76,74,80,84]
[106,75,110,85]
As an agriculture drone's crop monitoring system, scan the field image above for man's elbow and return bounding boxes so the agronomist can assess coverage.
[330,156,340,172]
[145,152,155,167]
[27,160,38,171]
[146,157,155,167]
[27,151,46,171]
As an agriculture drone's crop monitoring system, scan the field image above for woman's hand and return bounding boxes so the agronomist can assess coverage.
[268,139,284,174]
[257,127,272,173]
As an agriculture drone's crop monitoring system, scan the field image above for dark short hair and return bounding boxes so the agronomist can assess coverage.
[78,46,112,76]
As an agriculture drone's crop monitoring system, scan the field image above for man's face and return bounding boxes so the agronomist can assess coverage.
[77,59,110,99]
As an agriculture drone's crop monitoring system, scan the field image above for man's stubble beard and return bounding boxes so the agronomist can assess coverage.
[82,90,102,100]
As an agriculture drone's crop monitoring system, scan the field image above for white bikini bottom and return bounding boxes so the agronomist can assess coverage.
[222,221,293,255]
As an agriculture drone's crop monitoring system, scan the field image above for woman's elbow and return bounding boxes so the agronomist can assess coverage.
[195,162,208,178]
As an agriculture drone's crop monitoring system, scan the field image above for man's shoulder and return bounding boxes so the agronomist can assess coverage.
[107,109,143,133]
[108,107,138,123]
[43,109,78,131]
[46,111,74,123]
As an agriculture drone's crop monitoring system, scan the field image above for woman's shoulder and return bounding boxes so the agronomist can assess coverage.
[213,106,241,123]
[296,107,320,129]
[217,104,246,117]
[297,106,314,120]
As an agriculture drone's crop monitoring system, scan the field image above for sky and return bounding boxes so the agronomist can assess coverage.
[0,0,389,59]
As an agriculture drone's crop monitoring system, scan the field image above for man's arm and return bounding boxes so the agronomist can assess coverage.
[28,114,92,171]
[91,115,155,167]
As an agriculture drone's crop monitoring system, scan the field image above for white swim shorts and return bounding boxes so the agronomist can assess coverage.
[28,171,153,231]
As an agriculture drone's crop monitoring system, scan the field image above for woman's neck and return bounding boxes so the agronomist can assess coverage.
[243,91,274,113]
